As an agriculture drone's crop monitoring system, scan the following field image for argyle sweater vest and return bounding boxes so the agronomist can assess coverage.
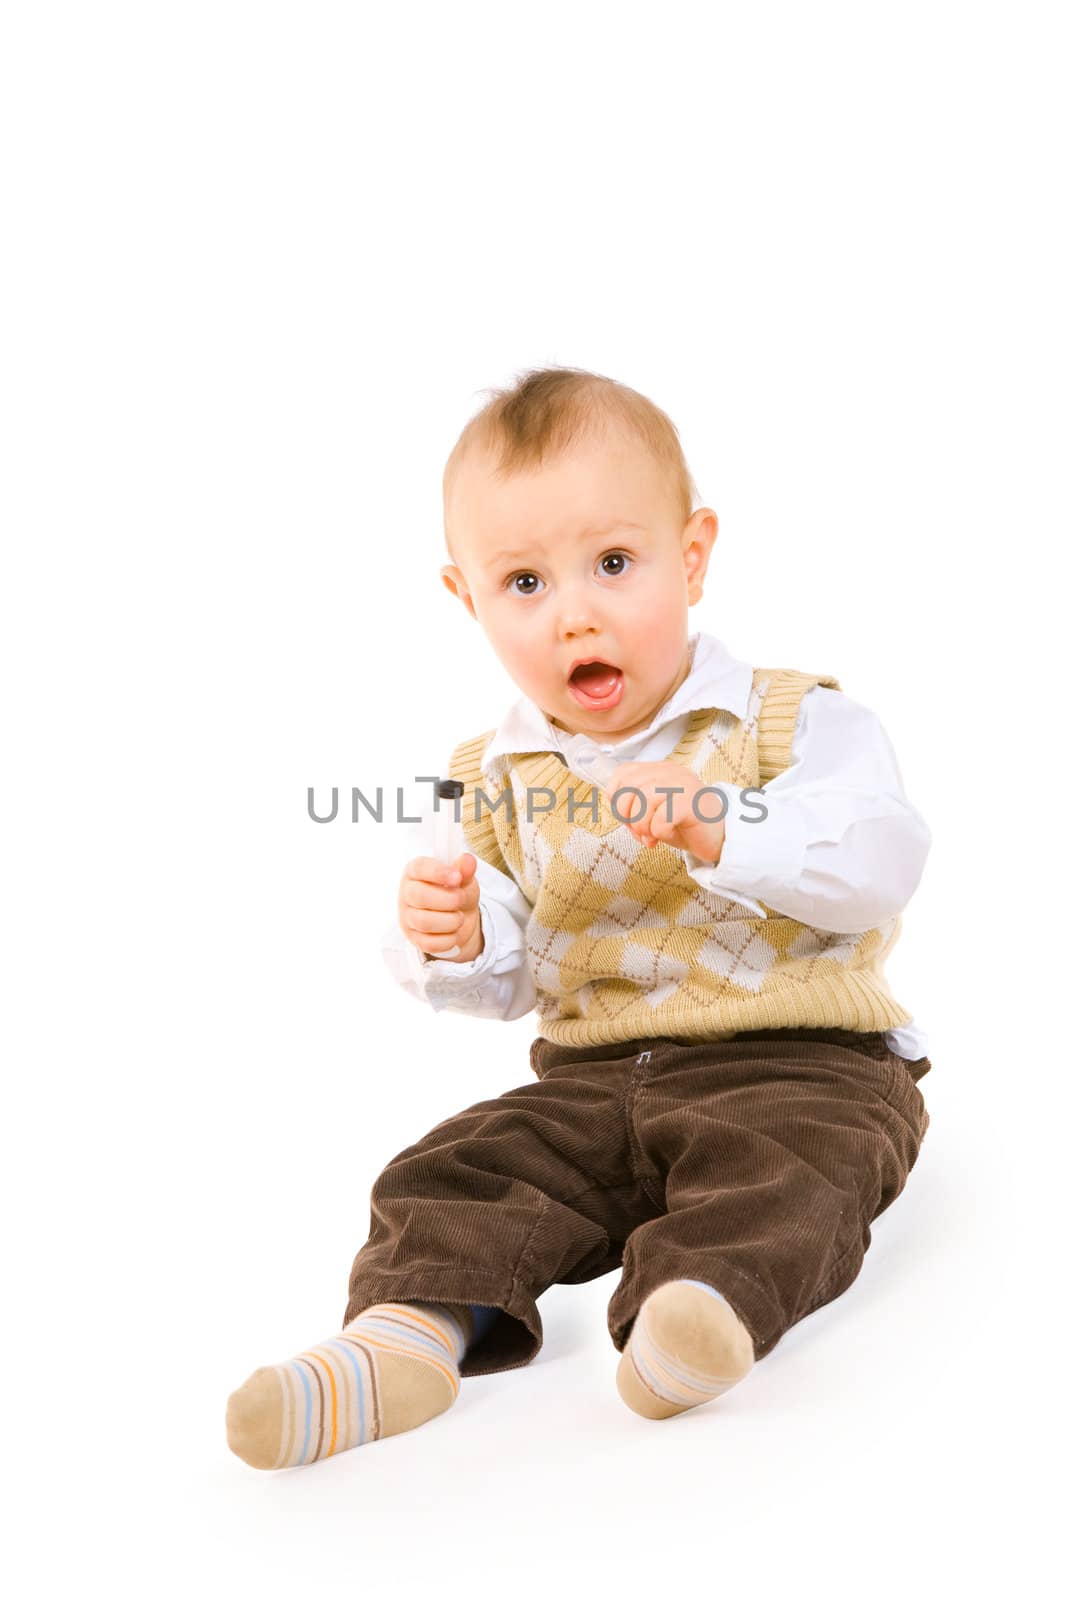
[446,667,915,1048]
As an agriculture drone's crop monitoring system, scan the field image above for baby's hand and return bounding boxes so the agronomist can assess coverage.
[605,761,727,864]
[397,853,484,963]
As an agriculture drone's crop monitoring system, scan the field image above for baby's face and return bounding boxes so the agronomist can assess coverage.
[441,423,717,743]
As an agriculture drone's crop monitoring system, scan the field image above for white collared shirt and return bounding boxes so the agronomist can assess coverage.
[381,631,932,1059]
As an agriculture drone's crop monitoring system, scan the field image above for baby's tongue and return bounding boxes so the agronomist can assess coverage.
[572,662,621,697]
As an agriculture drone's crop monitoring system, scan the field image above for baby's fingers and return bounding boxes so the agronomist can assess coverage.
[452,869,480,908]
[403,923,473,957]
[404,905,465,935]
[406,855,463,888]
[614,790,655,844]
[607,782,644,828]
[402,876,465,912]
[443,851,478,884]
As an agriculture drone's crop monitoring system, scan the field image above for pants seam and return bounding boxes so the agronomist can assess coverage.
[804,1233,864,1315]
[878,1053,932,1122]
[507,1191,549,1313]
[558,1175,648,1209]
[624,1052,660,1206]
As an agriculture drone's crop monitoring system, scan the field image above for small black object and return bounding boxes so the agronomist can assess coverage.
[435,779,464,801]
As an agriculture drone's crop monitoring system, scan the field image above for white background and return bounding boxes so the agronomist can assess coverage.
[2,3,1062,1595]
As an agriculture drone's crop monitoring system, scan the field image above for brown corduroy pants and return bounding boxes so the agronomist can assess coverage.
[344,1027,931,1376]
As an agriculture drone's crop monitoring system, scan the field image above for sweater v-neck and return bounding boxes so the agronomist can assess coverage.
[511,705,727,825]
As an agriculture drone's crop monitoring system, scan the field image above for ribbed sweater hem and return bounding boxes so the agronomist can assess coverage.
[534,973,912,1049]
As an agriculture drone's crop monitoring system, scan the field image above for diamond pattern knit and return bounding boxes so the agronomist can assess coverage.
[446,666,915,1048]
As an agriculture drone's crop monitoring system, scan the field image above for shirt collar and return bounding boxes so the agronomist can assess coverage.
[480,630,753,780]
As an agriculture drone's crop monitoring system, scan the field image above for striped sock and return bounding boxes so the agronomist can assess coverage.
[226,1301,473,1470]
[616,1279,755,1420]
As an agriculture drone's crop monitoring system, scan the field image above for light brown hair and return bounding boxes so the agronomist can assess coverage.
[443,366,699,558]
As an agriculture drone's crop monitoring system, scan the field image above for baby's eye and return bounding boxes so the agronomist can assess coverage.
[599,551,631,577]
[507,572,543,597]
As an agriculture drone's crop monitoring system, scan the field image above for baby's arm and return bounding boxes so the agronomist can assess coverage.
[380,779,535,1021]
[681,686,932,934]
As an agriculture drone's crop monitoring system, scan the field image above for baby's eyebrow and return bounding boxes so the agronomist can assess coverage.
[486,547,533,569]
[487,524,646,570]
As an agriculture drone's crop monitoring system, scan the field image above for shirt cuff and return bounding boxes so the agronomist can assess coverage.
[414,903,498,1007]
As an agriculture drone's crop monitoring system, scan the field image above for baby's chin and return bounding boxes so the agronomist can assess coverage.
[546,702,635,739]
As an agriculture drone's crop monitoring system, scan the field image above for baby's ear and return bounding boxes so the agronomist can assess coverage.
[440,563,478,620]
[682,508,718,599]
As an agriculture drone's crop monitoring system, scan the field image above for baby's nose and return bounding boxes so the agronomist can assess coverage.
[557,597,602,637]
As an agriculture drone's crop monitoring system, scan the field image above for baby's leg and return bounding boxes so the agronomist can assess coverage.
[611,1029,931,1419]
[226,1301,499,1469]
[343,1061,646,1377]
[228,1059,642,1467]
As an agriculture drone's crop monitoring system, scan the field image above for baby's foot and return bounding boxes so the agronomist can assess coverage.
[616,1279,755,1420]
[226,1301,473,1468]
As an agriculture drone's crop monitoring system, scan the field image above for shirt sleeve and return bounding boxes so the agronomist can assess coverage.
[380,771,537,1021]
[680,687,932,934]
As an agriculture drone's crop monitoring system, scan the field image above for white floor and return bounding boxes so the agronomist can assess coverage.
[28,1077,1050,1600]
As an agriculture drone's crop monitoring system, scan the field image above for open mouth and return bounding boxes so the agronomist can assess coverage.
[567,659,625,710]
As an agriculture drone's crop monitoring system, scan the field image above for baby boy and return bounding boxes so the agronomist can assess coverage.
[226,366,933,1468]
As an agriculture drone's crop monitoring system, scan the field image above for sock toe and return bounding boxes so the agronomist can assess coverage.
[225,1302,476,1471]
[226,1367,285,1469]
[617,1280,755,1421]
[645,1281,755,1381]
